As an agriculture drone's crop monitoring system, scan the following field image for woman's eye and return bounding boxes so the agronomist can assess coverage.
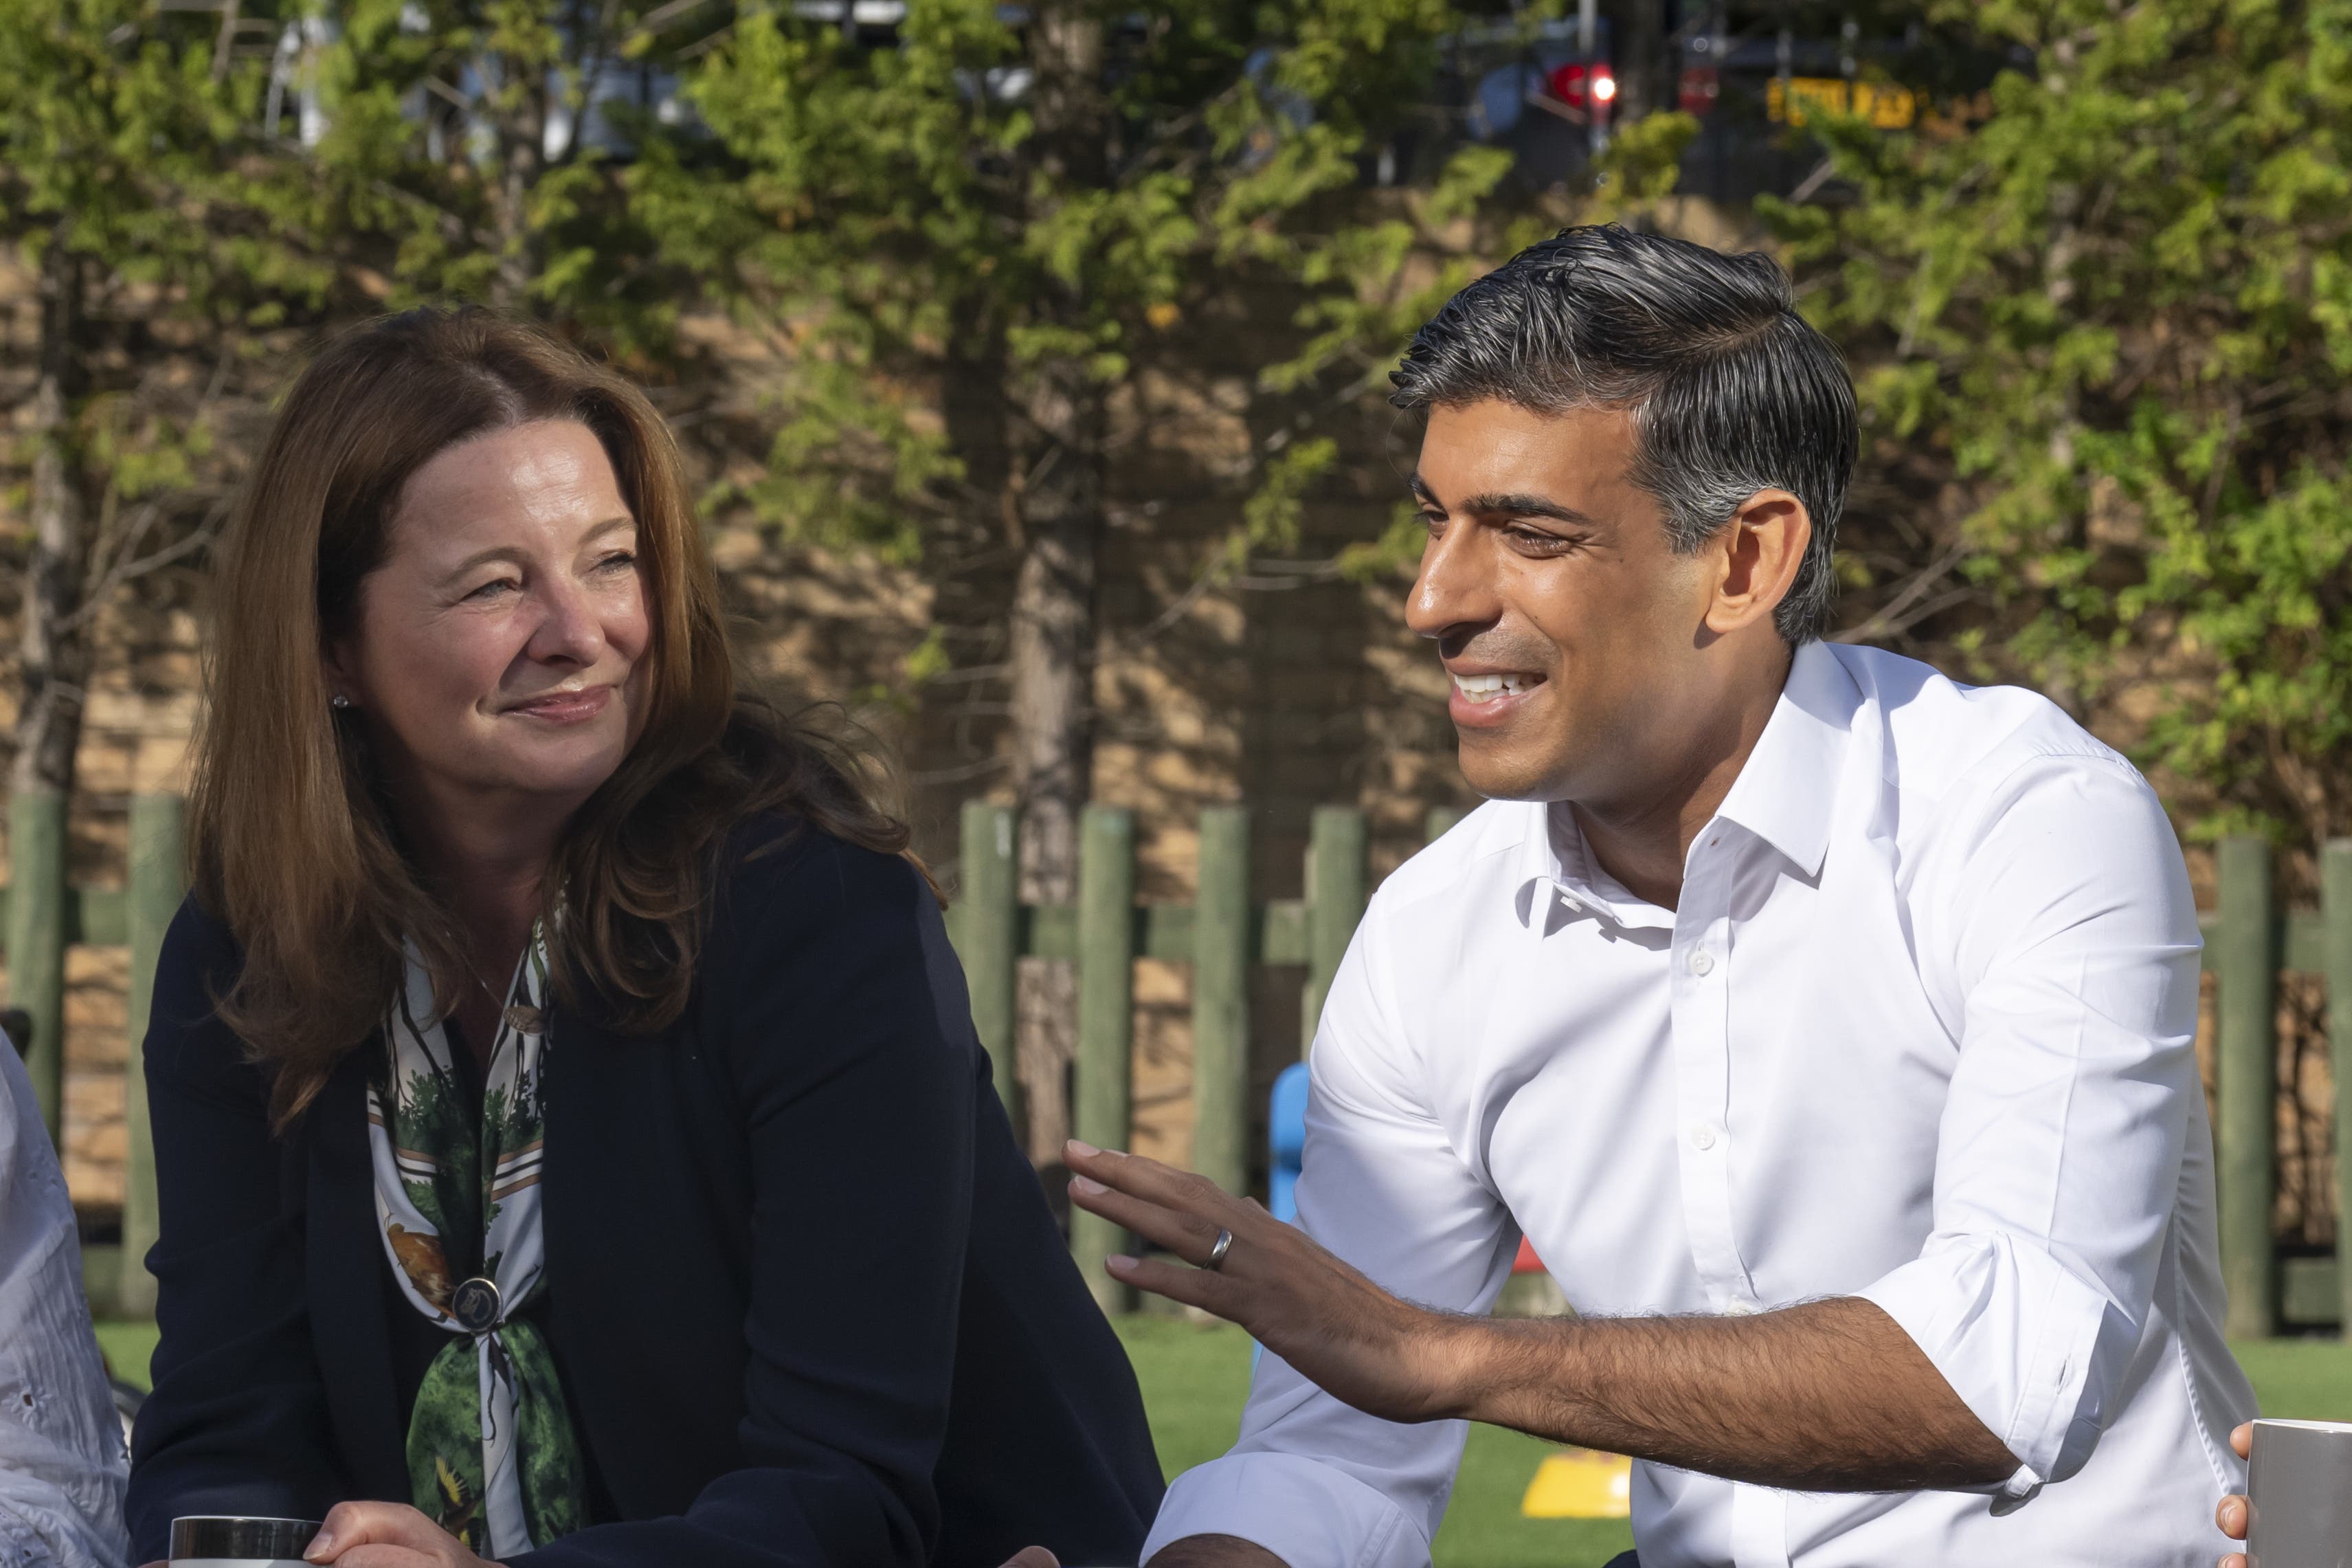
[467,577,520,601]
[598,551,637,572]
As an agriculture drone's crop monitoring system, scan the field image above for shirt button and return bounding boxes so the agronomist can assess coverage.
[1691,1124,1719,1151]
[1686,949,1716,976]
[1723,1300,1760,1317]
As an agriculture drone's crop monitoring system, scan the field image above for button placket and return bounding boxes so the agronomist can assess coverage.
[1670,841,1751,1316]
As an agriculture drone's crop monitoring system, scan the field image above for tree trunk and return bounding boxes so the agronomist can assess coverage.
[14,242,93,800]
[1611,0,1674,124]
[1007,2,1110,1169]
[10,243,95,1148]
[486,50,547,310]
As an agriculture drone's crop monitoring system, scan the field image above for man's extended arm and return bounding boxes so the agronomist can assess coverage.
[1444,1297,2014,1488]
[1070,1145,2015,1490]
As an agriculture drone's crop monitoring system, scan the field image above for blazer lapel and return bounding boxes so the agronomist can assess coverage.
[305,1050,408,1497]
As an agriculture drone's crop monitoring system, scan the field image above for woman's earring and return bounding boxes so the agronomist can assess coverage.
[331,693,352,710]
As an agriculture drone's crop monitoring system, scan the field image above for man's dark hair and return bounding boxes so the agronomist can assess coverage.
[1389,225,1857,643]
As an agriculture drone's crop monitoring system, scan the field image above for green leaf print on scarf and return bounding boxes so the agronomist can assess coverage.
[371,928,586,1559]
[407,1320,585,1552]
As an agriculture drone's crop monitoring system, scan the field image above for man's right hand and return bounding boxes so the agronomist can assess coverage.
[1145,1536,1289,1567]
[2216,1421,2252,1568]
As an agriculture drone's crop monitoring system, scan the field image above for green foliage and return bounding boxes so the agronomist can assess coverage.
[1775,0,2352,852]
[636,1,1547,585]
[0,0,332,517]
[292,0,704,353]
[0,0,313,307]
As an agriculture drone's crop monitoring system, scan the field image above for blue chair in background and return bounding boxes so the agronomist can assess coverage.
[1268,1060,1311,1223]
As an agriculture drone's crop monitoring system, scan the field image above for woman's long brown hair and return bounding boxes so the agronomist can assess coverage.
[189,308,919,1127]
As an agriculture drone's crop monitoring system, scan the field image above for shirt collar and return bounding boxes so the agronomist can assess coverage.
[1511,640,1859,928]
[1708,638,1859,880]
[1515,803,1676,932]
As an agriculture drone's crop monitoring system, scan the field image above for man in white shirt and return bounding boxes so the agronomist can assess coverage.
[1065,225,2255,1568]
[0,1023,131,1567]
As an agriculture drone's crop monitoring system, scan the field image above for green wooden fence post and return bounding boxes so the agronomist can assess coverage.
[120,792,186,1319]
[1301,807,1367,1057]
[5,790,69,1147]
[1073,806,1136,1313]
[1191,807,1250,1197]
[2217,835,2278,1341]
[954,800,1021,1139]
[1425,805,1465,844]
[2325,838,2352,1342]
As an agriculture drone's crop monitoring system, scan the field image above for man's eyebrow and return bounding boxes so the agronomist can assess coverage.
[1407,473,1600,528]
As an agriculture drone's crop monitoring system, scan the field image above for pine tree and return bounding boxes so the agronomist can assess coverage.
[631,0,1549,1150]
[0,0,330,1131]
[287,0,713,348]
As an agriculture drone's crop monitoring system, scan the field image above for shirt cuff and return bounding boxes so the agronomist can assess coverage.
[1143,1451,1431,1568]
[1857,1232,2122,1500]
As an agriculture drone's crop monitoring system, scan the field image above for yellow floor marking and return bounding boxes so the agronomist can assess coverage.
[1521,1448,1633,1519]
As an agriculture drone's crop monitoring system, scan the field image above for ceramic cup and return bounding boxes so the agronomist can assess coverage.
[168,1515,323,1568]
[2247,1418,2352,1568]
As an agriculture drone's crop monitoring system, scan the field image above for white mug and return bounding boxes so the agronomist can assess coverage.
[2246,1418,2352,1568]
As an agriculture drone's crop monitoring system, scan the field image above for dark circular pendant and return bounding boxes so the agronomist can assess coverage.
[451,1275,502,1333]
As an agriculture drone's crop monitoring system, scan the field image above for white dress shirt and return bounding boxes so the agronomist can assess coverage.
[0,1034,128,1568]
[1145,641,2255,1568]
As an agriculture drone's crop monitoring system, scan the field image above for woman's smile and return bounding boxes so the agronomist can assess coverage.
[500,684,615,724]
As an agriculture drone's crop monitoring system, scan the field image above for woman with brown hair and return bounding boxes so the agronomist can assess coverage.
[124,308,1161,1568]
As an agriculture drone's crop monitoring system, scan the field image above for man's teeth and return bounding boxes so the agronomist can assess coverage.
[1453,673,1534,703]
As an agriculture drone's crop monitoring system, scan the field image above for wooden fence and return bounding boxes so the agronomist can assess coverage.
[5,789,2350,1339]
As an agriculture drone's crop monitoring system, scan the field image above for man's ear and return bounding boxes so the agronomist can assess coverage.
[1705,489,1811,637]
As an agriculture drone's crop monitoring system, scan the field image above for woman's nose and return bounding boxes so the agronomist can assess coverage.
[524,579,607,666]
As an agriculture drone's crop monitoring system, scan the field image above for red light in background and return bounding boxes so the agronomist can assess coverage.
[1547,60,1616,120]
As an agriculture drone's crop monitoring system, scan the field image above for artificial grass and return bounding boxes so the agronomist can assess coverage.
[2226,1336,2352,1420]
[93,1317,158,1390]
[96,1312,2352,1568]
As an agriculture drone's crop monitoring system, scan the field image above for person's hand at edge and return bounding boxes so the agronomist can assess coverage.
[302,1501,500,1568]
[2217,1421,2252,1568]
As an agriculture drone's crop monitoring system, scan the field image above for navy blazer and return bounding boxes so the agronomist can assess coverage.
[126,820,1164,1567]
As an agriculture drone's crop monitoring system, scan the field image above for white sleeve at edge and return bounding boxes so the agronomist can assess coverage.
[1143,1451,1431,1568]
[0,1042,131,1568]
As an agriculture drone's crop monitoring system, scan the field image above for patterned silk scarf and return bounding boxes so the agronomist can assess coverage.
[366,928,587,1558]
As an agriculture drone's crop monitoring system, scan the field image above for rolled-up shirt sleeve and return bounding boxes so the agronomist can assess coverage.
[1857,749,2204,1502]
[1142,899,1519,1567]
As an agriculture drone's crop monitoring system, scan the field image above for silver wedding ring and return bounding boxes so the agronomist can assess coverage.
[1205,1228,1233,1271]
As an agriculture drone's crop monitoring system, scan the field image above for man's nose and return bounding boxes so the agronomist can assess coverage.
[1404,519,1502,643]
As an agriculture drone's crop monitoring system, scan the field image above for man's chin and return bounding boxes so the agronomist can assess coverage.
[1453,741,1572,805]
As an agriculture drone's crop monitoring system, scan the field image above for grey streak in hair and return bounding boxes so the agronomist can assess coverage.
[1389,225,1858,643]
